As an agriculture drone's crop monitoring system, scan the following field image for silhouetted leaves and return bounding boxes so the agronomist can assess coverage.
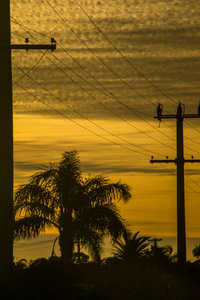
[113,231,150,263]
[14,150,131,267]
[193,244,200,260]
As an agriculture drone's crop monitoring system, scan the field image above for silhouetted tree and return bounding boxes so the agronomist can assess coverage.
[112,231,150,263]
[144,242,176,267]
[72,252,89,264]
[14,151,131,271]
[193,244,200,260]
[14,258,28,269]
[149,244,173,262]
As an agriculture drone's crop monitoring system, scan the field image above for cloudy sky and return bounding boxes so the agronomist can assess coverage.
[10,0,200,241]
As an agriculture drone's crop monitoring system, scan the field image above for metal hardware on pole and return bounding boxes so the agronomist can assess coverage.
[0,1,56,283]
[150,102,200,271]
[0,0,13,283]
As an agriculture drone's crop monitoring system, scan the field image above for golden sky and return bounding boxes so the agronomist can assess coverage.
[11,0,200,241]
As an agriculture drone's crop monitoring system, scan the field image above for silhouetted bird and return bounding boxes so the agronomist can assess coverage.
[157,103,163,121]
[177,103,182,118]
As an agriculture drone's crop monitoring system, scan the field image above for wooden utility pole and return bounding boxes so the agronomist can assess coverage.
[149,238,162,259]
[0,0,13,283]
[0,0,56,283]
[150,102,200,270]
[149,237,162,249]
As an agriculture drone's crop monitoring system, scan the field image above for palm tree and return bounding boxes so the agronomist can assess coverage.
[14,150,131,270]
[112,231,150,263]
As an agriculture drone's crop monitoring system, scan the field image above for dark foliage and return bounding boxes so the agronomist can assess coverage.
[193,244,200,260]
[14,151,132,268]
[6,256,200,300]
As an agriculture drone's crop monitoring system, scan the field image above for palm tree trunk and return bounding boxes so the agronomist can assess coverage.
[59,228,74,281]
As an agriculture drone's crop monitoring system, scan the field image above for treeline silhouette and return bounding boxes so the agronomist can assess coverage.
[11,239,200,300]
[5,151,200,299]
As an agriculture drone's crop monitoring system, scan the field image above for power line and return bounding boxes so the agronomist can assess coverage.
[184,182,200,195]
[45,0,159,107]
[159,163,200,195]
[74,0,178,105]
[12,50,48,86]
[12,21,200,157]
[11,19,179,131]
[11,17,200,156]
[11,16,199,137]
[12,18,158,113]
[15,9,190,146]
[11,31,27,39]
[50,52,200,157]
[40,6,200,142]
[45,53,175,151]
[38,53,200,157]
[13,54,174,155]
[185,173,200,190]
[11,20,177,148]
[48,52,177,144]
[11,22,167,151]
[11,19,158,114]
[185,135,200,146]
[14,81,154,157]
[13,62,166,157]
[10,19,176,154]
[11,11,199,180]
[184,120,200,135]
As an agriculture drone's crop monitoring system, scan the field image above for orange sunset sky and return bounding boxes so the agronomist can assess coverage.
[11,0,200,246]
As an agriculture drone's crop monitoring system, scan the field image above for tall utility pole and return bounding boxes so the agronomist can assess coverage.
[149,237,162,249]
[149,238,162,258]
[150,102,200,270]
[0,0,13,283]
[0,0,56,283]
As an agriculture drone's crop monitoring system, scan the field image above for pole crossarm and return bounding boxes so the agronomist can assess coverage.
[11,44,56,51]
[155,114,200,119]
[150,159,175,164]
[185,159,200,163]
[150,159,200,164]
[151,102,200,271]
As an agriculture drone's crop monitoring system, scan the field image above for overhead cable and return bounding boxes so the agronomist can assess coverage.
[74,0,177,104]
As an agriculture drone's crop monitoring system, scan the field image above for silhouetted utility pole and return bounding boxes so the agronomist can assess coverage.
[0,0,13,284]
[149,237,162,249]
[150,102,200,271]
[0,0,56,283]
[149,238,162,258]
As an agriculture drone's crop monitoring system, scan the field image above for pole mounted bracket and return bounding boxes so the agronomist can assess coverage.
[151,102,200,269]
[11,38,56,52]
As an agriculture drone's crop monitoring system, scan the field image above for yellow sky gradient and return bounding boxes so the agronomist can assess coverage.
[10,0,200,262]
[13,114,200,238]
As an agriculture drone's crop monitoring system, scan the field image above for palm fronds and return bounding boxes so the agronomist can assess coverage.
[14,150,132,265]
[113,231,150,262]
